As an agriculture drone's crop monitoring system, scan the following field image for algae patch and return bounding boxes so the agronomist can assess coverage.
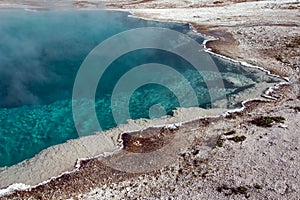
[251,116,285,127]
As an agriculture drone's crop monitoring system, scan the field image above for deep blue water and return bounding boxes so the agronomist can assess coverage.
[0,10,281,167]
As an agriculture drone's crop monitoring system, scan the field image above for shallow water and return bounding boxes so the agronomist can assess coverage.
[0,10,282,167]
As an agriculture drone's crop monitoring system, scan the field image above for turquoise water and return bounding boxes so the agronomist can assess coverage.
[0,10,281,167]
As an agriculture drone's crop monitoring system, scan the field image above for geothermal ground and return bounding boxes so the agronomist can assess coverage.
[0,0,299,199]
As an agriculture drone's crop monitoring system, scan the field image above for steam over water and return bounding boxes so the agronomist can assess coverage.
[0,10,281,167]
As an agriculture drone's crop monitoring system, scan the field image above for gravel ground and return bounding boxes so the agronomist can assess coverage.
[76,84,300,200]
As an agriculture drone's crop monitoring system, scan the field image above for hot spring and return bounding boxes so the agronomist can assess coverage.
[0,10,282,167]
